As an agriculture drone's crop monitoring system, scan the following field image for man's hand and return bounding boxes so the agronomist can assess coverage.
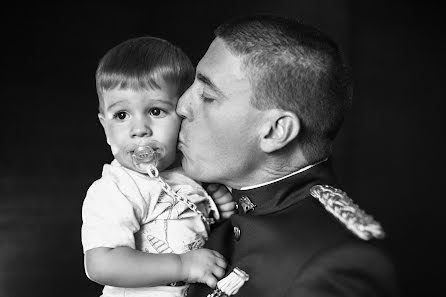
[179,248,227,288]
[205,184,236,219]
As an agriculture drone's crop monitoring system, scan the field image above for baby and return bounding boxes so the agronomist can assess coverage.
[81,36,234,297]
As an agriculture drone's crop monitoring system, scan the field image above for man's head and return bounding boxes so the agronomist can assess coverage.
[96,37,194,172]
[177,15,352,188]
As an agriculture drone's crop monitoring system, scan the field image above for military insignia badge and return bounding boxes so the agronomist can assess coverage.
[310,185,385,240]
[207,267,249,297]
[239,196,256,213]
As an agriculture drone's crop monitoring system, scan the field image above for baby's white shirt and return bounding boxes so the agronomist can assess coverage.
[81,160,211,297]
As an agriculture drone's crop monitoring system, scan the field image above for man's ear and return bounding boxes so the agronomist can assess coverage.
[98,113,111,145]
[259,111,300,153]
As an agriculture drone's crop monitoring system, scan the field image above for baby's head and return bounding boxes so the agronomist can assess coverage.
[96,36,194,173]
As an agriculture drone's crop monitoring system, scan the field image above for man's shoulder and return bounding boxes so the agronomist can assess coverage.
[275,183,385,244]
[239,199,397,296]
[236,184,388,263]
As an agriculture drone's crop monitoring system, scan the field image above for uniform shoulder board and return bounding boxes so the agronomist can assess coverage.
[310,185,385,240]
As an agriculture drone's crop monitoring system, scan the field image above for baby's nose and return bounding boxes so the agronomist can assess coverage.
[131,118,152,137]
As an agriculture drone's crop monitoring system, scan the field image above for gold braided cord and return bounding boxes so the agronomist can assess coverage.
[310,185,385,240]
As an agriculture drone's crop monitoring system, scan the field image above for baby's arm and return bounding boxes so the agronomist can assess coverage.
[205,184,236,219]
[85,246,226,288]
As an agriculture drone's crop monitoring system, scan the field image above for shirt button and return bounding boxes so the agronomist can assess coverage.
[233,226,241,241]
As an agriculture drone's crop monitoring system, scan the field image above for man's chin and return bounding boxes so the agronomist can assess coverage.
[181,158,203,181]
[181,158,193,175]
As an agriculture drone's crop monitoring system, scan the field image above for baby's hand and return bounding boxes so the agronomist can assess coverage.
[180,248,227,288]
[205,184,236,219]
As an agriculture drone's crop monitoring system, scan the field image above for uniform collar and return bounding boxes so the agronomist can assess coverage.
[239,158,328,190]
[231,159,337,215]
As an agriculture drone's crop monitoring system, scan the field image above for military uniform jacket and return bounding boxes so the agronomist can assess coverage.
[188,161,398,297]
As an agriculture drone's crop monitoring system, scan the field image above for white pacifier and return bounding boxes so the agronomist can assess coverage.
[132,145,160,177]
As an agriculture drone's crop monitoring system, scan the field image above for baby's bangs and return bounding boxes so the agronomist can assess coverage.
[97,72,157,92]
[96,66,184,93]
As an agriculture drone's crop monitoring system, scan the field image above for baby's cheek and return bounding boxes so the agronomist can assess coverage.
[110,144,120,155]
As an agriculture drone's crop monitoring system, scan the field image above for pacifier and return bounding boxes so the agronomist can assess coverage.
[132,145,160,177]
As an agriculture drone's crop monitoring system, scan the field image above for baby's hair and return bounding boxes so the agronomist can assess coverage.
[96,36,195,113]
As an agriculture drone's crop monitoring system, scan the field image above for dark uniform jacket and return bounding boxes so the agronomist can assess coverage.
[188,160,398,297]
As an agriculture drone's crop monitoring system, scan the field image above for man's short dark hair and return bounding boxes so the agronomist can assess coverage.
[96,36,194,113]
[215,15,353,161]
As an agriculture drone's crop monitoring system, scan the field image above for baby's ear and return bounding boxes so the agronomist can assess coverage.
[259,110,300,153]
[98,113,105,128]
[97,113,110,145]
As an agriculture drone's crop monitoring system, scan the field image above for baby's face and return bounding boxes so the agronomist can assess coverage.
[99,82,181,172]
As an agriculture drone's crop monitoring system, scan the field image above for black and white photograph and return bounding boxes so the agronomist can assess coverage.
[1,1,443,297]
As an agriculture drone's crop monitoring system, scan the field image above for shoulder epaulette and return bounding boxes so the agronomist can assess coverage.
[310,185,385,240]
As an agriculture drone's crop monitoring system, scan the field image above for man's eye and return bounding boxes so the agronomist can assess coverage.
[200,94,215,102]
[149,108,166,117]
[113,111,128,120]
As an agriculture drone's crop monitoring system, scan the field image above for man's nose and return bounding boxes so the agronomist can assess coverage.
[176,86,193,120]
[130,116,152,138]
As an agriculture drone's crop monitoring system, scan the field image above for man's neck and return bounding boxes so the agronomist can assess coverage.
[227,152,322,190]
[239,158,328,190]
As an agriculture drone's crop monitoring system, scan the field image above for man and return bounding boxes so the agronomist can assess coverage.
[176,14,398,297]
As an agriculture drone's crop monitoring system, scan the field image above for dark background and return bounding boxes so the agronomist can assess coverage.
[1,1,444,296]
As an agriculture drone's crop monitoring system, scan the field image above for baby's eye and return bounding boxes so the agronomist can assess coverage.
[113,111,128,120]
[149,108,166,117]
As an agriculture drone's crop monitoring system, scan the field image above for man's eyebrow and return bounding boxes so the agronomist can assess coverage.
[196,73,225,97]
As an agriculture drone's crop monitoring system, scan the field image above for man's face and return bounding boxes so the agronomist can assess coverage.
[177,38,265,188]
[99,81,181,173]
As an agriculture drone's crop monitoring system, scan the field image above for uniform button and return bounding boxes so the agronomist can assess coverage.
[233,226,241,241]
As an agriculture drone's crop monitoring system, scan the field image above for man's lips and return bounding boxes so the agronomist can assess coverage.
[178,133,186,146]
[177,137,186,152]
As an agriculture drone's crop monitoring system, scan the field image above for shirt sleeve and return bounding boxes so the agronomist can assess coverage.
[81,177,141,253]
